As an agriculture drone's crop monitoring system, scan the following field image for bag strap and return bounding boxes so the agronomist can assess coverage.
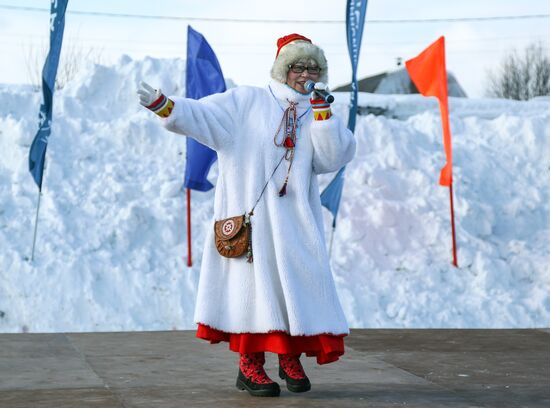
[248,152,286,217]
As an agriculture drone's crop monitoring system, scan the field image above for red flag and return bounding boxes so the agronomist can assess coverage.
[406,36,458,267]
[406,36,452,186]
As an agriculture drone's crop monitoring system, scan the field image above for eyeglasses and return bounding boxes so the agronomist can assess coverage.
[288,64,321,75]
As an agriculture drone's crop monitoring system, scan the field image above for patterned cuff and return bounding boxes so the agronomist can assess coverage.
[310,97,332,121]
[147,94,175,118]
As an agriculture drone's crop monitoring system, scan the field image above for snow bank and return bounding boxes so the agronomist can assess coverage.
[1,56,549,332]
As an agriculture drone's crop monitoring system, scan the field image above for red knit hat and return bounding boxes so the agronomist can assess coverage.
[276,33,312,57]
[271,33,328,84]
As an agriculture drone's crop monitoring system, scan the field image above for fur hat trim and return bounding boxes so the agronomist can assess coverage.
[271,37,328,84]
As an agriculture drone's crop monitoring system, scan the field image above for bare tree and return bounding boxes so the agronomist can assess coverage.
[24,39,104,91]
[486,42,550,100]
[24,41,46,91]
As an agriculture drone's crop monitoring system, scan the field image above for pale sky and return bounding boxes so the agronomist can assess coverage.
[1,0,549,97]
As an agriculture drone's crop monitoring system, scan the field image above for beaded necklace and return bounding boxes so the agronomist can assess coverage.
[268,85,311,196]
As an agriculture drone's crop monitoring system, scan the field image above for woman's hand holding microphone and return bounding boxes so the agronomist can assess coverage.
[306,80,333,121]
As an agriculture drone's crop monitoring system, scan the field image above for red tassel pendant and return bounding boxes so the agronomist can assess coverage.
[283,137,295,148]
[278,181,288,197]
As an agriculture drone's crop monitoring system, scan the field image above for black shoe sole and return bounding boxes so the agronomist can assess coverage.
[236,371,281,397]
[279,366,311,393]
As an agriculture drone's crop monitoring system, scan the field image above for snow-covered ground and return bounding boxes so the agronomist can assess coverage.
[1,56,549,333]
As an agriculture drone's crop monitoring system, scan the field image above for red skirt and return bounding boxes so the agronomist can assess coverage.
[196,323,346,365]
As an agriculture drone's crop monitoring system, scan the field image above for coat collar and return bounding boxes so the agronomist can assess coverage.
[267,79,311,112]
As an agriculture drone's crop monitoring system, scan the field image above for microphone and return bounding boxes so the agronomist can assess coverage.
[305,80,335,104]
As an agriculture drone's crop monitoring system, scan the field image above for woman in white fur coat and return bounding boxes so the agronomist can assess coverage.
[138,33,356,398]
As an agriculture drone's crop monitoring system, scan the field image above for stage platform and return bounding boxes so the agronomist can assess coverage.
[1,329,549,407]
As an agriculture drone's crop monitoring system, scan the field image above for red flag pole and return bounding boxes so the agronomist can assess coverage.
[440,102,458,268]
[186,188,192,267]
[449,184,458,267]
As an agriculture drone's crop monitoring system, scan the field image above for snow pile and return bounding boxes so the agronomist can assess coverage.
[1,56,549,332]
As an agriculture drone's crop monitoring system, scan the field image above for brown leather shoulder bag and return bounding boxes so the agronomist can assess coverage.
[213,153,287,263]
[214,214,251,260]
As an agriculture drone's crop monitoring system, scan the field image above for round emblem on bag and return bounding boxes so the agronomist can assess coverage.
[222,219,235,237]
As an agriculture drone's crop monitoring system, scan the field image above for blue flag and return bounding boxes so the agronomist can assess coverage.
[345,0,368,133]
[321,0,368,227]
[28,0,69,190]
[321,167,346,228]
[184,25,226,191]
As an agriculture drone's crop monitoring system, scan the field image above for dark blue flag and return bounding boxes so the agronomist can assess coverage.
[28,0,69,190]
[184,25,226,191]
[321,0,368,227]
[345,0,368,133]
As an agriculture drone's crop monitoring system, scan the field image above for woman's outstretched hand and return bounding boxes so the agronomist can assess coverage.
[137,81,175,118]
[137,81,162,107]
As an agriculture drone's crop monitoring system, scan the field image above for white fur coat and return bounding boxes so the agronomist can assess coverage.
[163,80,356,336]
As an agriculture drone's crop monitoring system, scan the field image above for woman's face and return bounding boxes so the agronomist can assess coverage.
[286,59,321,94]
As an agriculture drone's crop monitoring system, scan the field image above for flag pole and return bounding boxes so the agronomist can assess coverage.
[328,225,335,258]
[30,188,42,262]
[186,188,192,267]
[449,183,458,267]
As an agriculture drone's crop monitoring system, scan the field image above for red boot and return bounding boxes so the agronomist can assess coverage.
[278,353,311,393]
[236,352,280,397]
